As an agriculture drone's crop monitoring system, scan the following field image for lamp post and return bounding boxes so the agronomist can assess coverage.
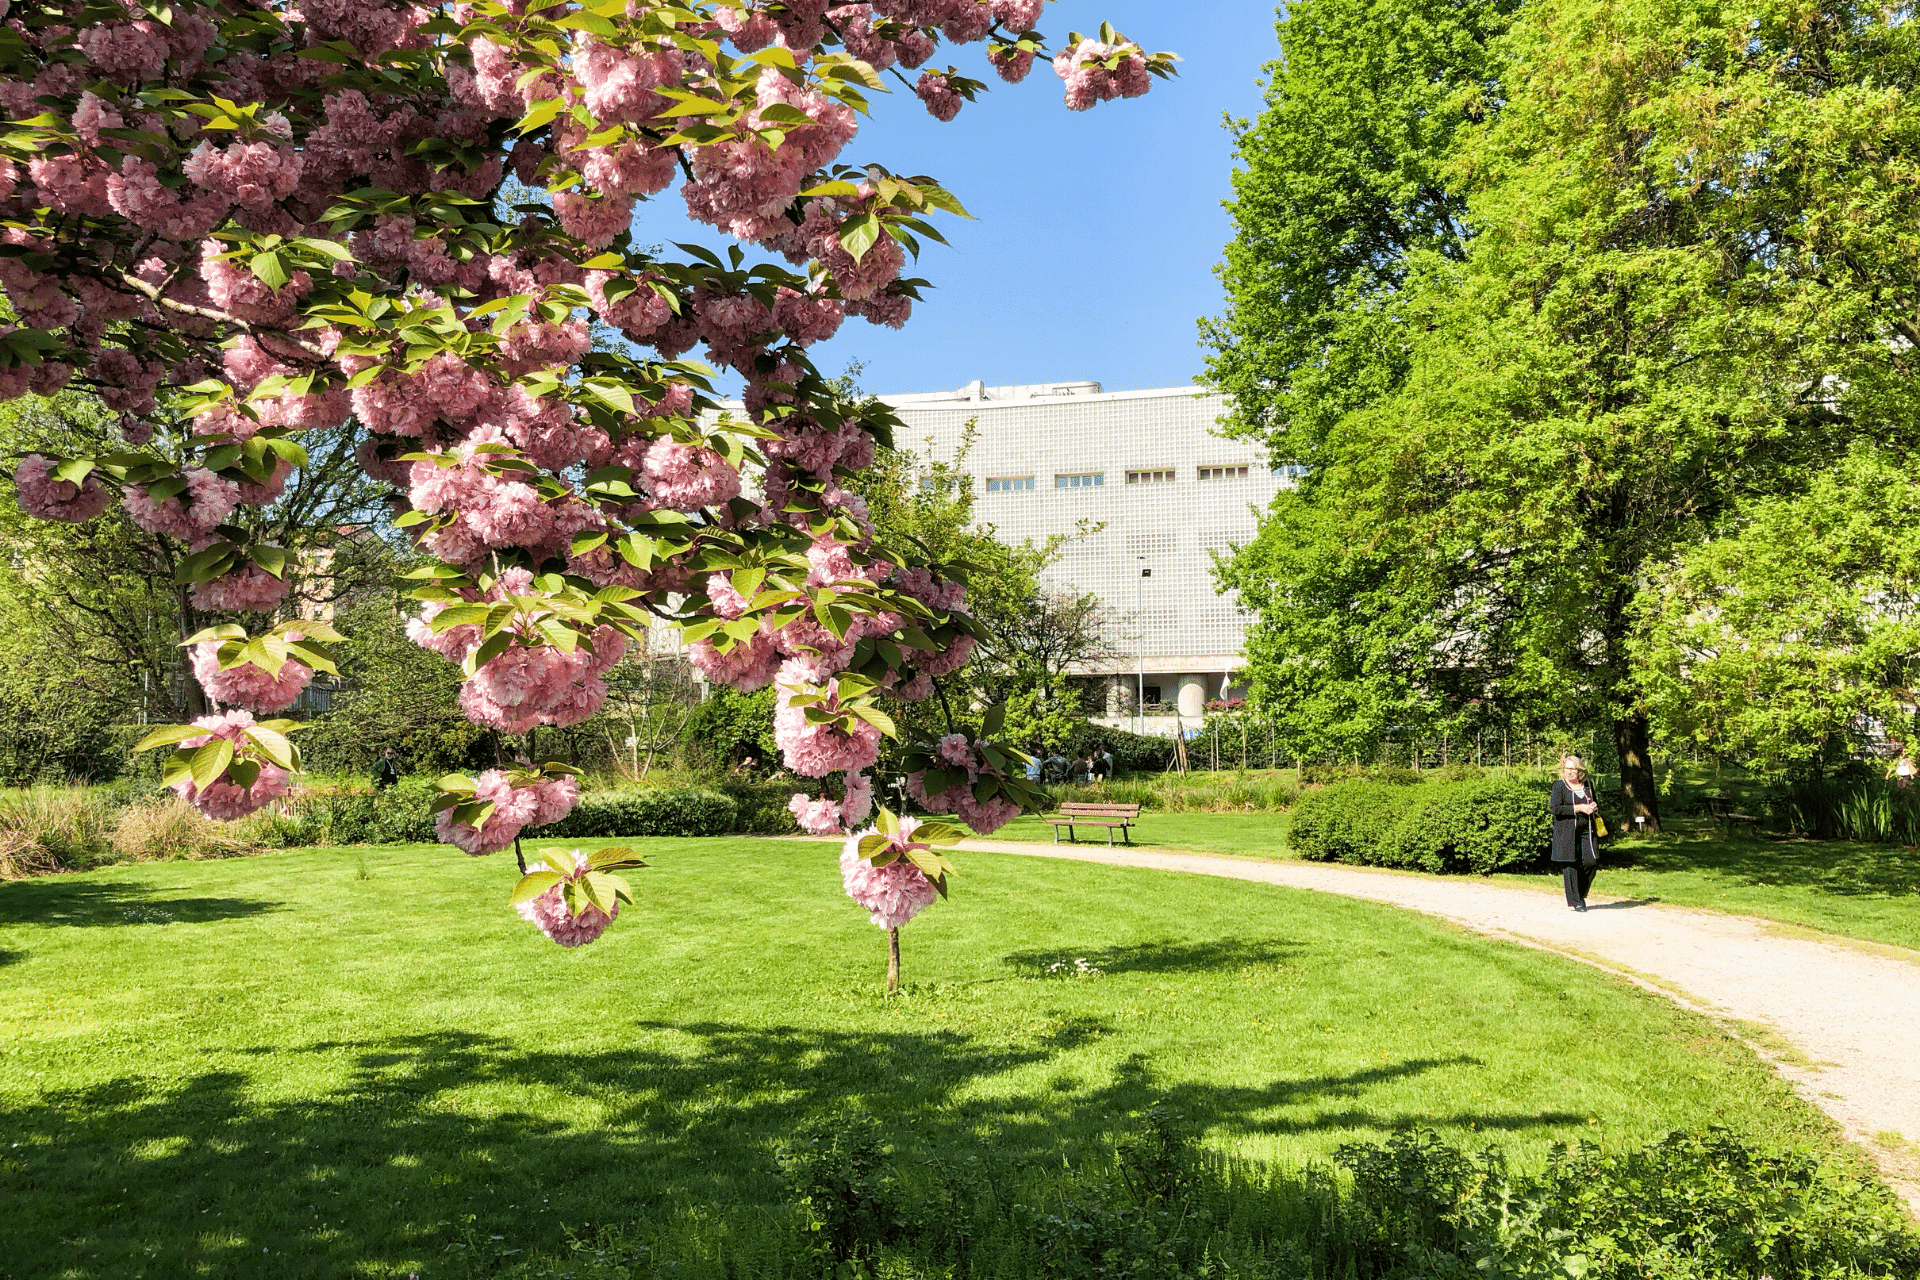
[1136,560,1150,735]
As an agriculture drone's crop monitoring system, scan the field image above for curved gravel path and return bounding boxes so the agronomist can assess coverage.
[956,837,1920,1208]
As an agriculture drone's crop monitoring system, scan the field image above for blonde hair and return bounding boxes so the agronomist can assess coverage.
[1558,755,1588,783]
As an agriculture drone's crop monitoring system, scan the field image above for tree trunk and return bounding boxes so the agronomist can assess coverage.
[175,585,208,718]
[886,927,901,991]
[1611,713,1662,834]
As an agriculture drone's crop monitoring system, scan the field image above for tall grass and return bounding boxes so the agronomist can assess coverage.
[0,785,257,878]
[0,785,118,877]
[1773,779,1920,845]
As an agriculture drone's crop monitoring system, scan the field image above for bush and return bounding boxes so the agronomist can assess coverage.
[0,785,119,875]
[1061,723,1174,775]
[1300,762,1424,786]
[680,687,778,776]
[1291,777,1551,873]
[1288,781,1408,862]
[476,1120,1920,1280]
[715,780,801,835]
[1377,778,1552,874]
[1772,775,1920,844]
[112,797,259,863]
[532,787,739,839]
[242,780,437,848]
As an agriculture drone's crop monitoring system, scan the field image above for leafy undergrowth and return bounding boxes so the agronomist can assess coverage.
[0,838,1870,1278]
[466,1113,1917,1279]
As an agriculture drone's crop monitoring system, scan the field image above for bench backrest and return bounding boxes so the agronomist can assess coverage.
[1058,803,1141,818]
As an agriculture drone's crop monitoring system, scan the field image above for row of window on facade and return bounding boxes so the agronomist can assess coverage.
[973,465,1310,494]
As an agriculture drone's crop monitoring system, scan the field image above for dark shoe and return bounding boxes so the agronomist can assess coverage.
[1575,903,1589,913]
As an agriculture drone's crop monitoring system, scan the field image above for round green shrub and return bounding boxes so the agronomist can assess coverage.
[1378,779,1551,874]
[1287,782,1409,862]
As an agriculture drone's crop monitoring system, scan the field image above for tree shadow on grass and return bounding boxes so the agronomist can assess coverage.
[0,878,277,929]
[0,1024,1584,1280]
[1000,936,1303,977]
[1603,831,1920,900]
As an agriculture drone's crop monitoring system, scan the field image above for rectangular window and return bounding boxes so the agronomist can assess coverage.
[1055,473,1104,489]
[1197,465,1250,481]
[1125,469,1177,485]
[1271,463,1310,481]
[986,476,1035,492]
[1143,685,1162,705]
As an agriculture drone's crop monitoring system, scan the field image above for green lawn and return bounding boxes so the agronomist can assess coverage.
[990,809,1920,952]
[0,837,1855,1278]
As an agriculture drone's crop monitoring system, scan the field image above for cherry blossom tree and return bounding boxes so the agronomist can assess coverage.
[840,805,962,989]
[0,0,1172,942]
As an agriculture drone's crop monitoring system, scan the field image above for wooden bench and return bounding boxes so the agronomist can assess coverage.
[1043,802,1140,846]
[1698,795,1763,832]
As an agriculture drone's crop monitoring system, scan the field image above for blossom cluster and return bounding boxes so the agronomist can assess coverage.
[167,710,292,821]
[515,848,619,946]
[435,770,580,856]
[1,0,1170,909]
[906,732,1022,833]
[840,819,943,930]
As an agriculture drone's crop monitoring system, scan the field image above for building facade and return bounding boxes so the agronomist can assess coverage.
[880,380,1290,728]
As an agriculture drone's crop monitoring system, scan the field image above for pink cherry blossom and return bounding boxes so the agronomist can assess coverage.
[515,849,619,946]
[915,72,964,122]
[435,768,542,856]
[840,829,941,929]
[190,637,313,713]
[190,564,291,614]
[13,455,110,522]
[168,709,292,821]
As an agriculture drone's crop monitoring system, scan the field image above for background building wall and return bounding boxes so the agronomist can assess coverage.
[880,381,1290,730]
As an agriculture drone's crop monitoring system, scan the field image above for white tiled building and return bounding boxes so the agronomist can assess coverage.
[880,380,1293,727]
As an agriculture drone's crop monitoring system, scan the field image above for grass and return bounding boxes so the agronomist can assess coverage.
[1493,833,1920,952]
[0,836,1857,1279]
[986,804,1920,954]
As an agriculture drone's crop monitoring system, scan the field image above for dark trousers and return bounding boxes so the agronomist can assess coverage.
[1561,862,1596,906]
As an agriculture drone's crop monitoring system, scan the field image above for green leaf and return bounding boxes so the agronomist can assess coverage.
[250,250,289,290]
[133,724,207,753]
[837,213,880,264]
[189,738,235,792]
[912,821,965,847]
[510,871,565,905]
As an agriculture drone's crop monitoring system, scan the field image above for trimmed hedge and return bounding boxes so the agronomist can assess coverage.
[532,787,738,839]
[1291,777,1551,874]
[1287,782,1407,863]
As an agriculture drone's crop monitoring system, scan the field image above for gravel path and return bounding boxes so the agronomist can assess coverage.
[956,837,1920,1207]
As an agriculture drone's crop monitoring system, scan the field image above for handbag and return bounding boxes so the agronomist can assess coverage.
[1594,814,1609,839]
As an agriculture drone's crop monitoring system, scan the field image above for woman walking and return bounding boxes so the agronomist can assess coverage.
[1550,755,1602,912]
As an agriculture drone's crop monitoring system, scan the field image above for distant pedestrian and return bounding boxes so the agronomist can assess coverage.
[1550,755,1601,912]
[373,747,400,790]
[1091,748,1115,782]
[1893,747,1914,790]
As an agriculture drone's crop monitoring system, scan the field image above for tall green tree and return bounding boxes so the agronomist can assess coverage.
[1208,0,1920,826]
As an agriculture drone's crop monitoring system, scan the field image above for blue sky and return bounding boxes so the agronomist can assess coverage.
[634,2,1282,397]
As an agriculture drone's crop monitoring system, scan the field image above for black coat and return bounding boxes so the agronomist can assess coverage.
[1549,778,1599,864]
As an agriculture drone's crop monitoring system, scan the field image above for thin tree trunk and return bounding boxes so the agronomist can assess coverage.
[886,927,900,991]
[175,584,208,718]
[1612,713,1662,834]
